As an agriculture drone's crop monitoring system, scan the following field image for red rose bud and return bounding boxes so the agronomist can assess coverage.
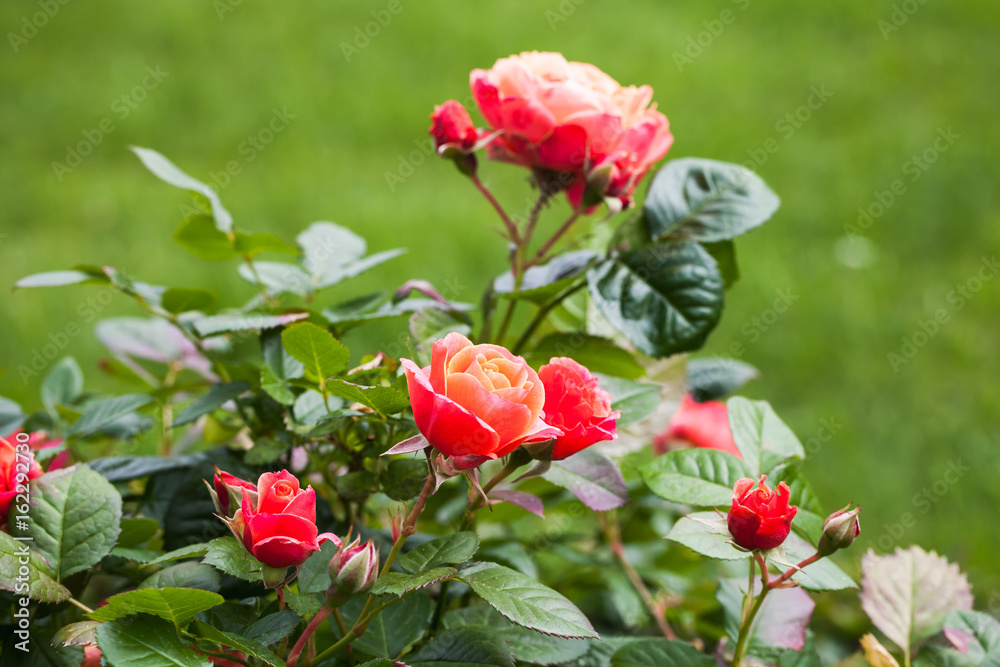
[228,470,339,570]
[211,469,258,516]
[535,357,619,460]
[727,476,798,551]
[430,100,479,153]
[327,537,379,606]
[817,503,861,556]
[655,394,742,459]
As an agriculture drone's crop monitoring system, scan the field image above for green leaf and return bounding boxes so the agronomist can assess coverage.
[118,518,159,548]
[727,396,805,476]
[139,562,221,591]
[191,312,308,337]
[233,231,298,257]
[96,615,211,667]
[593,374,660,427]
[161,288,218,314]
[244,610,301,645]
[397,532,480,574]
[334,470,377,500]
[133,146,233,232]
[237,261,312,295]
[373,567,457,597]
[861,546,971,655]
[53,620,102,647]
[766,461,824,544]
[0,395,25,434]
[784,532,855,591]
[89,587,224,628]
[702,240,740,288]
[444,607,590,666]
[202,536,264,582]
[281,322,349,384]
[191,621,283,667]
[260,365,296,406]
[523,334,645,380]
[686,358,758,402]
[337,591,434,659]
[494,250,597,303]
[643,157,780,242]
[611,638,715,667]
[12,464,122,580]
[297,221,366,282]
[665,511,745,561]
[408,626,514,667]
[587,242,725,358]
[543,448,629,511]
[641,449,752,506]
[325,378,408,417]
[382,458,430,501]
[173,382,248,427]
[42,357,84,412]
[284,588,325,617]
[68,394,154,439]
[172,214,236,260]
[15,270,108,289]
[943,610,1000,660]
[456,562,599,640]
[0,531,72,603]
[297,540,340,594]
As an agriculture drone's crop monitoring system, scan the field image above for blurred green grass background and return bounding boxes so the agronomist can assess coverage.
[2,1,998,594]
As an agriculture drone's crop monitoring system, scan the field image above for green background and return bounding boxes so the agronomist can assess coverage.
[2,1,998,594]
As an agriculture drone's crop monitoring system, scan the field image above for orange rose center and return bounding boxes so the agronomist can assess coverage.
[273,481,295,499]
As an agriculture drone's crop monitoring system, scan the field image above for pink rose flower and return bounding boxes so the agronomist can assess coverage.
[655,394,742,459]
[538,357,619,460]
[0,435,43,530]
[229,470,339,569]
[430,100,479,154]
[470,51,673,209]
[402,333,560,463]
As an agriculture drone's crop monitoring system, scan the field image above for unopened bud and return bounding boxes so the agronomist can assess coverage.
[327,537,379,607]
[817,503,861,557]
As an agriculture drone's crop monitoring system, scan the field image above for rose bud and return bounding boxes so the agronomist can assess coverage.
[727,476,798,551]
[470,51,673,210]
[327,537,379,606]
[655,394,742,459]
[430,100,480,176]
[532,357,620,460]
[817,503,861,556]
[228,470,339,570]
[402,333,561,463]
[0,435,43,530]
[210,469,258,517]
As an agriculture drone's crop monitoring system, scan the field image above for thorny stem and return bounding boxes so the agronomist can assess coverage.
[769,552,822,588]
[601,513,678,640]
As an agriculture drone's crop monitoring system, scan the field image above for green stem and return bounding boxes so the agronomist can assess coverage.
[511,281,586,355]
[309,600,399,665]
[732,559,770,667]
[526,210,580,267]
[460,459,519,530]
[431,580,450,632]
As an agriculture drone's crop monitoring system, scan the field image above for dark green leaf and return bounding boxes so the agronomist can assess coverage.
[297,540,340,595]
[643,157,780,242]
[372,567,457,597]
[202,536,264,582]
[611,638,715,667]
[686,358,758,402]
[12,464,122,580]
[0,531,71,603]
[42,357,84,412]
[95,615,211,667]
[244,610,301,645]
[587,242,725,358]
[336,590,434,658]
[68,394,154,439]
[325,378,408,417]
[457,562,599,639]
[334,470,377,500]
[408,626,514,667]
[641,449,752,506]
[161,288,218,314]
[173,382,249,428]
[191,621,283,667]
[397,533,480,575]
[702,240,740,288]
[88,455,200,483]
[382,458,430,501]
[118,518,159,548]
[139,562,221,591]
[524,334,644,380]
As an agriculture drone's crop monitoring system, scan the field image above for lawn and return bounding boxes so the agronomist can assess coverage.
[2,0,998,593]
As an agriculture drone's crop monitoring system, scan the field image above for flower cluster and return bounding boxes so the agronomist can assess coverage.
[430,51,673,210]
[402,333,618,465]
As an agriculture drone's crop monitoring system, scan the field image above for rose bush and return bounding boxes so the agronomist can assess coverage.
[0,50,982,667]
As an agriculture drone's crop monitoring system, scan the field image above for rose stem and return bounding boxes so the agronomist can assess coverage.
[512,281,587,355]
[600,513,678,640]
[285,606,331,667]
[527,210,580,267]
[332,609,354,666]
[460,459,521,530]
[732,552,772,667]
[769,551,822,588]
[471,173,520,244]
